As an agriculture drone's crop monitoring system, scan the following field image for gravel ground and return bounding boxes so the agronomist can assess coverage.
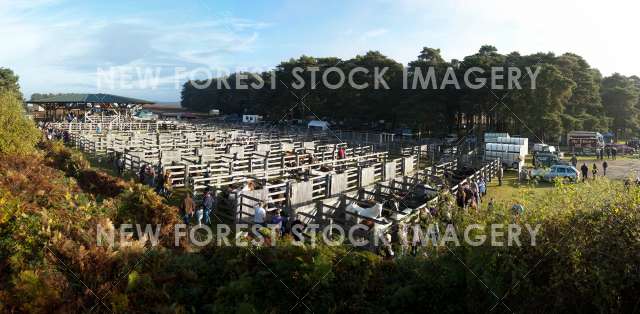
[571,157,640,180]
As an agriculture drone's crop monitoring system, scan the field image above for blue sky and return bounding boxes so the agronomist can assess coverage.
[2,0,638,101]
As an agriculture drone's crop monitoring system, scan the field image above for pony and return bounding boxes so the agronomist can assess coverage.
[345,202,383,223]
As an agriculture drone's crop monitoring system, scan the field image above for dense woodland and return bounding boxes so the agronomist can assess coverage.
[182,46,640,142]
[1,67,640,312]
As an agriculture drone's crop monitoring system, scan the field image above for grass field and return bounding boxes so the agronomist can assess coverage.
[482,170,555,209]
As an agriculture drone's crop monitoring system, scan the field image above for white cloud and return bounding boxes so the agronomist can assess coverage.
[400,0,640,75]
[0,1,268,100]
[3,0,639,101]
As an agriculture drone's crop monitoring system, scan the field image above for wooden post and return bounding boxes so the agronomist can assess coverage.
[184,165,190,189]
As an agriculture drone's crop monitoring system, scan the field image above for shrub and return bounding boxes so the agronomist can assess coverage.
[0,91,40,155]
[2,144,640,313]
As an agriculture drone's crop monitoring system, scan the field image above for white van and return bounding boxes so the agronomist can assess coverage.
[533,143,556,154]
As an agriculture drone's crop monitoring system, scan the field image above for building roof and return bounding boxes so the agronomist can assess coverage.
[29,93,153,104]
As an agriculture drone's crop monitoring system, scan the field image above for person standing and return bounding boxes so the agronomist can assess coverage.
[271,210,286,236]
[571,155,578,168]
[463,183,475,209]
[147,166,156,187]
[254,202,267,226]
[138,165,146,183]
[497,165,504,186]
[471,180,480,208]
[456,188,466,208]
[605,147,611,159]
[580,163,589,182]
[156,168,165,194]
[591,163,598,179]
[602,160,608,176]
[612,147,617,160]
[180,193,195,225]
[478,179,487,197]
[116,155,125,175]
[599,148,604,160]
[203,189,215,225]
[195,205,204,226]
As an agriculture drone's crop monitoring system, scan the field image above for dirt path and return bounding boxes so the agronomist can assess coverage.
[573,158,640,180]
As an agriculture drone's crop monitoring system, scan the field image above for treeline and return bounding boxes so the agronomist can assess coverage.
[181,46,640,141]
[29,93,68,101]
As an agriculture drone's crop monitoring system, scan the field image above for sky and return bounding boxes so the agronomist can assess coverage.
[1,0,639,102]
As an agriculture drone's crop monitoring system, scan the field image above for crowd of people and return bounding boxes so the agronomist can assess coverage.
[597,146,618,160]
[250,201,309,240]
[40,122,70,143]
[179,190,216,226]
[137,163,171,196]
[178,191,303,240]
[455,176,489,210]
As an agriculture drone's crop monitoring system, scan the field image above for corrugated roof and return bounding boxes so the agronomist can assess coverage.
[30,93,153,104]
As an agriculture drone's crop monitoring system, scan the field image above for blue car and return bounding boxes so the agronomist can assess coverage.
[543,165,580,182]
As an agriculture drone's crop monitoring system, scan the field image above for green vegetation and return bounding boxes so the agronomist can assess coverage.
[1,140,639,312]
[181,47,640,141]
[482,171,554,207]
[0,68,40,155]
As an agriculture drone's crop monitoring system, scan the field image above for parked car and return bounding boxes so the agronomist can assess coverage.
[533,152,567,168]
[627,138,640,149]
[605,143,636,155]
[542,165,580,182]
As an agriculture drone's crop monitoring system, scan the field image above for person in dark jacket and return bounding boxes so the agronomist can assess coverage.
[271,210,286,236]
[580,163,589,182]
[156,168,165,194]
[202,189,215,225]
[602,160,608,176]
[138,165,146,183]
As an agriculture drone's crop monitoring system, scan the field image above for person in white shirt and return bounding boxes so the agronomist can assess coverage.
[254,202,266,226]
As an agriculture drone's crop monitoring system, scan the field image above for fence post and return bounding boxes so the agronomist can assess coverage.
[184,165,190,189]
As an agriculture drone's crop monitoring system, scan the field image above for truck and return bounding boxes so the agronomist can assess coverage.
[567,131,604,156]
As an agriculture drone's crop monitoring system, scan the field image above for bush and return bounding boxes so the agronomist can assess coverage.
[0,91,40,155]
[2,145,640,313]
[41,141,90,177]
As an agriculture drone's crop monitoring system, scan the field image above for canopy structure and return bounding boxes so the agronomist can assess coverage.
[28,93,154,122]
